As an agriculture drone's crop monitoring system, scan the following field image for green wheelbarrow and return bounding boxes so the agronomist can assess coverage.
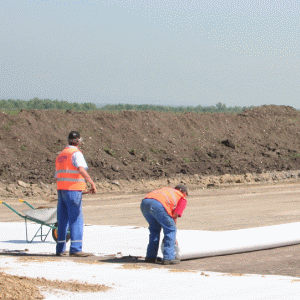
[1,199,70,243]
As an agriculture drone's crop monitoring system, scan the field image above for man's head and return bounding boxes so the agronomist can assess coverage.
[68,131,82,146]
[174,184,188,196]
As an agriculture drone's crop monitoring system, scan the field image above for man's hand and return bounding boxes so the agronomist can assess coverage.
[173,212,179,224]
[89,182,97,194]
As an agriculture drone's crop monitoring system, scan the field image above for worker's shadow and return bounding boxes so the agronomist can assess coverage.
[0,252,54,257]
[0,251,162,264]
[100,255,162,265]
[100,255,143,264]
[1,239,55,244]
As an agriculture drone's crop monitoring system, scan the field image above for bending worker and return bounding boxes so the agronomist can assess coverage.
[55,131,97,257]
[140,184,188,265]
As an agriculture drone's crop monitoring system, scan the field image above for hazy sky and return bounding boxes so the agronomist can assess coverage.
[0,0,299,108]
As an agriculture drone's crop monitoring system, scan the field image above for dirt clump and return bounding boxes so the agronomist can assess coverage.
[0,271,110,300]
[0,272,43,300]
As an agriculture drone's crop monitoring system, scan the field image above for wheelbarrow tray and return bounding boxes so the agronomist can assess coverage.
[24,207,57,224]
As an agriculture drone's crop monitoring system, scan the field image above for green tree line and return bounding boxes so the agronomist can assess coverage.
[0,98,97,112]
[100,102,254,114]
[0,98,254,114]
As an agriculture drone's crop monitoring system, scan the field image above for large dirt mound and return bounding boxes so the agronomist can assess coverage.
[1,105,300,187]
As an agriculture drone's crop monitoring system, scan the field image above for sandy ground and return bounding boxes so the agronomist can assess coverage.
[2,180,300,278]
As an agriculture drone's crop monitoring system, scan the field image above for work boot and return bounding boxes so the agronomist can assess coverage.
[69,251,93,257]
[144,257,162,263]
[162,259,180,265]
[144,257,157,263]
[56,252,68,257]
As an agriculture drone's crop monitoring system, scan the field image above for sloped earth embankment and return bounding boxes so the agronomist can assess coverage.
[0,104,300,198]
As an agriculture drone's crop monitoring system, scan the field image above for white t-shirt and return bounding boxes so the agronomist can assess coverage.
[68,146,88,169]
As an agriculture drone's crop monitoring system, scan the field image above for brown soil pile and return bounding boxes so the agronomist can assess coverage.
[0,271,110,300]
[1,105,300,186]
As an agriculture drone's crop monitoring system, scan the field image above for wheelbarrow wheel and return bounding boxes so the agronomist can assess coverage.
[52,222,71,243]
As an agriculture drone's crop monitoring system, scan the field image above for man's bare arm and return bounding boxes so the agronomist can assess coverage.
[78,166,97,194]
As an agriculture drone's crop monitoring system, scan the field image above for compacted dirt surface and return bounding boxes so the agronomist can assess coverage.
[1,105,300,299]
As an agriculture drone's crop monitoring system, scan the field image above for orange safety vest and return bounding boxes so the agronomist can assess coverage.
[55,147,86,191]
[144,187,184,217]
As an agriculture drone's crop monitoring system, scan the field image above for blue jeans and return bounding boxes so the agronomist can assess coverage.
[140,198,177,260]
[56,190,83,254]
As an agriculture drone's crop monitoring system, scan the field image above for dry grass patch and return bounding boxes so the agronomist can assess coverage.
[168,269,197,273]
[118,264,155,270]
[222,273,246,277]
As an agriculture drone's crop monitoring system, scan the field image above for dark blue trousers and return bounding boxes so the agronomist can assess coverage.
[141,198,177,260]
[56,190,83,255]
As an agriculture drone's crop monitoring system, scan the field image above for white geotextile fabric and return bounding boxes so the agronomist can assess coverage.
[2,221,300,261]
[23,207,57,224]
[1,223,300,300]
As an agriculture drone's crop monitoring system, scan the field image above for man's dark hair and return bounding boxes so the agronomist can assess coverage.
[174,184,188,196]
[68,131,81,145]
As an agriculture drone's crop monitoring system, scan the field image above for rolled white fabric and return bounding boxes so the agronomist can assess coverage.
[174,222,300,260]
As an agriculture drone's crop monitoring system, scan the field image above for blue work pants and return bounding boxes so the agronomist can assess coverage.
[140,198,177,260]
[56,190,83,254]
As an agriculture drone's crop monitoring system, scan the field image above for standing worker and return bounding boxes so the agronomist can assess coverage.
[55,131,97,257]
[140,184,188,265]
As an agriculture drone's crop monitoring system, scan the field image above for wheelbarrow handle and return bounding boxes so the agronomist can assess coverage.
[19,199,35,209]
[1,201,25,218]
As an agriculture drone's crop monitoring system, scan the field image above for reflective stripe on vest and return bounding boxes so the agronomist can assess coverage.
[56,170,81,174]
[56,147,86,191]
[56,178,85,182]
[144,187,183,217]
